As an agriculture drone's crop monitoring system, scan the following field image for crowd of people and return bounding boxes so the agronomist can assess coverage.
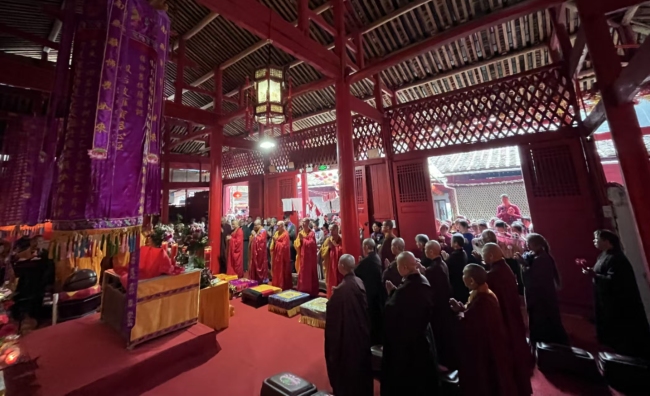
[215,194,650,396]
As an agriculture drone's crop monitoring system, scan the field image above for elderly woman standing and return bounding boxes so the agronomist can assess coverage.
[582,230,650,358]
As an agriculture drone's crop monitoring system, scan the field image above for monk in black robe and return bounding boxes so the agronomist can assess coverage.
[382,237,405,289]
[516,233,568,345]
[423,240,459,369]
[379,220,396,268]
[584,230,650,358]
[355,238,386,346]
[483,243,532,396]
[382,252,439,396]
[325,254,373,396]
[450,264,518,396]
[447,233,469,303]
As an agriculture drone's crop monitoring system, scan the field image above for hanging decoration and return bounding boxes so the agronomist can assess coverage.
[253,64,286,126]
[233,191,242,199]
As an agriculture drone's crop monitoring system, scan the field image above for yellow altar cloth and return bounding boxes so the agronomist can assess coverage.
[198,281,230,331]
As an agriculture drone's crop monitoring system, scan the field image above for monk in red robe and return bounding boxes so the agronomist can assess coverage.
[295,218,319,296]
[248,220,268,283]
[271,221,292,290]
[482,243,533,396]
[321,224,343,298]
[450,264,518,396]
[227,220,244,278]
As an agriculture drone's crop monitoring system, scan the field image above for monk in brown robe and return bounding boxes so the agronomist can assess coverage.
[423,240,459,370]
[295,218,319,296]
[325,254,373,396]
[355,238,386,346]
[271,221,292,290]
[248,220,268,283]
[382,252,439,396]
[226,220,244,278]
[382,237,405,289]
[449,264,518,396]
[482,243,533,396]
[379,220,396,268]
[321,224,343,298]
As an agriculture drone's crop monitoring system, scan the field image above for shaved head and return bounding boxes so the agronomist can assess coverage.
[391,237,405,255]
[254,219,262,226]
[463,264,488,287]
[338,254,356,275]
[396,251,418,277]
[481,230,497,244]
[482,242,504,265]
[362,238,376,250]
[425,240,442,259]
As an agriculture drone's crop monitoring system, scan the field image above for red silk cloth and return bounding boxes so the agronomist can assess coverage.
[271,231,292,290]
[114,246,180,288]
[249,229,268,283]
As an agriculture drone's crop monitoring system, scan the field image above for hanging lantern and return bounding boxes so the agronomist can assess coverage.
[253,65,286,125]
[233,191,242,199]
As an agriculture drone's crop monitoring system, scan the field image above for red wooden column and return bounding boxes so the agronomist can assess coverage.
[578,2,650,266]
[301,171,308,218]
[333,0,360,260]
[161,127,171,223]
[375,74,398,224]
[208,67,224,272]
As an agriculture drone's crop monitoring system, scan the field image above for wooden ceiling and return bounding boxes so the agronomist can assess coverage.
[0,0,648,155]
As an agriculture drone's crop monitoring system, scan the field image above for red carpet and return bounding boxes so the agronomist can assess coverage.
[16,315,218,396]
[144,299,626,396]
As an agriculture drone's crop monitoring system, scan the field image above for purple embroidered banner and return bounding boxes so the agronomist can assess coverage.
[0,117,50,226]
[52,0,168,231]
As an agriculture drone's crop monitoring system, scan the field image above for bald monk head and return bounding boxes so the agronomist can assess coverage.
[232,219,240,229]
[338,254,356,275]
[276,220,285,231]
[391,237,405,256]
[396,251,419,277]
[330,223,340,237]
[424,240,442,260]
[253,219,262,232]
[362,238,376,257]
[482,242,504,265]
[301,217,311,230]
[463,263,488,291]
[481,230,497,244]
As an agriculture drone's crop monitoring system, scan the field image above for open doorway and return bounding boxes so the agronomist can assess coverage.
[296,168,340,222]
[428,146,532,226]
[223,183,249,222]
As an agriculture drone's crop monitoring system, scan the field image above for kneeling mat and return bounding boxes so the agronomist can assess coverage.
[299,297,327,328]
[261,372,317,396]
[242,285,281,308]
[268,290,310,317]
[536,342,600,379]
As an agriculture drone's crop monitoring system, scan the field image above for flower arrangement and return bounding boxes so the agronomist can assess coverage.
[183,222,208,255]
[150,224,175,248]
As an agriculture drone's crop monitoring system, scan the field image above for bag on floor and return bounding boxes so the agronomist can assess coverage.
[261,372,317,396]
[536,342,600,379]
[597,351,650,393]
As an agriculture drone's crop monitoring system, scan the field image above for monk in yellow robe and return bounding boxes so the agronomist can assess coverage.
[271,221,292,290]
[295,218,319,297]
[321,224,343,298]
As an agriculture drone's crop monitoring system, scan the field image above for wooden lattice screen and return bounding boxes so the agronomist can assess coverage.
[268,116,383,172]
[386,66,578,155]
[221,149,266,180]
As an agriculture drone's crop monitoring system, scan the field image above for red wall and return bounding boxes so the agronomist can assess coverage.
[602,162,624,185]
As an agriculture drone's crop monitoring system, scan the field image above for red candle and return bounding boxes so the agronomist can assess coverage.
[204,246,212,269]
[171,243,178,265]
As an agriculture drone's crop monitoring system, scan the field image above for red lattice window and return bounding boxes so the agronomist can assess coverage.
[355,169,364,204]
[269,116,383,172]
[395,163,429,203]
[279,178,294,199]
[222,149,265,180]
[386,66,578,155]
[525,145,580,197]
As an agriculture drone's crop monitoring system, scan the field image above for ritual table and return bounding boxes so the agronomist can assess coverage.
[198,281,230,331]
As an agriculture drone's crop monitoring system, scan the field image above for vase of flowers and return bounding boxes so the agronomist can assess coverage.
[150,224,175,249]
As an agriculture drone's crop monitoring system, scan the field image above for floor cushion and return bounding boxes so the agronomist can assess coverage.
[268,290,310,317]
[597,351,650,393]
[536,342,600,378]
[299,297,327,328]
[242,285,281,307]
[260,372,317,396]
[229,278,258,293]
[216,274,238,282]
